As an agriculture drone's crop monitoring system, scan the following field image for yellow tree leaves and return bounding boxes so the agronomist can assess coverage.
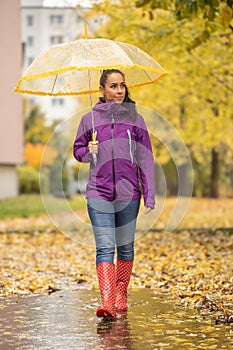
[219,2,233,27]
[135,0,233,30]
[92,1,233,161]
[0,197,233,322]
[24,143,58,169]
[24,103,54,145]
[0,218,232,321]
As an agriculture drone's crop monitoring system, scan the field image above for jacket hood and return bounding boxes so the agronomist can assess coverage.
[93,97,136,119]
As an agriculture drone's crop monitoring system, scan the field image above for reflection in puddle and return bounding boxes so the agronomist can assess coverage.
[0,289,232,349]
[97,314,133,350]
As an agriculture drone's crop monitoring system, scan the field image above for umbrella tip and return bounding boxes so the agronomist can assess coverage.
[84,23,88,39]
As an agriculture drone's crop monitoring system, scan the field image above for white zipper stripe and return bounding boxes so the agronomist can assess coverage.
[127,129,133,165]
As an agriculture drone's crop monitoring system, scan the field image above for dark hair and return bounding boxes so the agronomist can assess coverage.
[100,69,137,119]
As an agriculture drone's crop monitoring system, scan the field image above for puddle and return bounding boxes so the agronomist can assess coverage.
[0,289,232,349]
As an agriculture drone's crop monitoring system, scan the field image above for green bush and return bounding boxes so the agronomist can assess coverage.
[18,165,40,194]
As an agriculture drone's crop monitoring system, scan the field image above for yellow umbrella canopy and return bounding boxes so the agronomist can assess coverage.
[14,38,167,96]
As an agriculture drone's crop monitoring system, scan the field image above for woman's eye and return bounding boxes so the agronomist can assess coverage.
[110,84,126,89]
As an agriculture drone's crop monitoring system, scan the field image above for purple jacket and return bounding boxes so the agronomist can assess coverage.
[73,98,155,208]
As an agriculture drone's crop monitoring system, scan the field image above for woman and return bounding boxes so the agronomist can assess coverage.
[73,69,154,319]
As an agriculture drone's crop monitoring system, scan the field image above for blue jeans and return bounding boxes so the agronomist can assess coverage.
[87,198,140,265]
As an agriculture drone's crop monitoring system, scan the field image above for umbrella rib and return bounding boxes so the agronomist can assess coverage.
[50,48,77,94]
[143,69,153,82]
[51,74,58,94]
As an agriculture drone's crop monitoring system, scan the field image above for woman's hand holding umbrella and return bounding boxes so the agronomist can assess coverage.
[88,140,99,155]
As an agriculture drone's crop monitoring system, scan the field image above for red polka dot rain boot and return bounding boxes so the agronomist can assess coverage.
[115,259,133,311]
[96,262,116,319]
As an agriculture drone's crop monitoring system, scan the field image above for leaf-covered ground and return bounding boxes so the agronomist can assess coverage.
[0,198,233,324]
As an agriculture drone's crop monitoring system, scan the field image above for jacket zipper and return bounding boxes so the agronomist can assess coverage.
[111,114,116,199]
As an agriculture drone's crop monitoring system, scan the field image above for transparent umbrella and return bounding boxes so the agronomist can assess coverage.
[15,38,167,96]
[15,33,167,163]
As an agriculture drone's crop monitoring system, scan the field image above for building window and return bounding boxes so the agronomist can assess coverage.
[76,15,83,22]
[50,15,63,24]
[27,15,34,26]
[28,57,34,66]
[29,98,35,106]
[27,36,34,47]
[50,36,63,45]
[52,98,64,106]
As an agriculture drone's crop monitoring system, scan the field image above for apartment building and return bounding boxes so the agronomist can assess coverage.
[21,0,103,121]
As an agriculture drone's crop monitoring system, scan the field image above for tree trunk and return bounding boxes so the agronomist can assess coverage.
[178,163,191,196]
[210,148,219,198]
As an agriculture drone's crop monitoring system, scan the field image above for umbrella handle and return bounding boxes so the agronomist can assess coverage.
[92,132,97,166]
[92,154,97,166]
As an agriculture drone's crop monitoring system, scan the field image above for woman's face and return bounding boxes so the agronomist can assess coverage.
[100,72,126,104]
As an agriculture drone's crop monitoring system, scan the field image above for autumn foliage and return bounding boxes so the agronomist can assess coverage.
[0,197,233,324]
[24,142,58,170]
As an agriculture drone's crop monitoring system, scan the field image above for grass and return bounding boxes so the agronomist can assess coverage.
[0,194,86,220]
[0,195,233,230]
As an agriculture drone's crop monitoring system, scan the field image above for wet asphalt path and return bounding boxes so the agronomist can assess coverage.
[0,289,232,350]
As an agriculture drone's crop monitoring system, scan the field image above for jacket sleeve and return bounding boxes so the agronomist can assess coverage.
[73,115,93,163]
[136,115,155,209]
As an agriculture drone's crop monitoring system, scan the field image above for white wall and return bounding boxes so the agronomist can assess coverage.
[0,165,19,199]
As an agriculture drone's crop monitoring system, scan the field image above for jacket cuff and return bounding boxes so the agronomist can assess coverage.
[144,198,155,209]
